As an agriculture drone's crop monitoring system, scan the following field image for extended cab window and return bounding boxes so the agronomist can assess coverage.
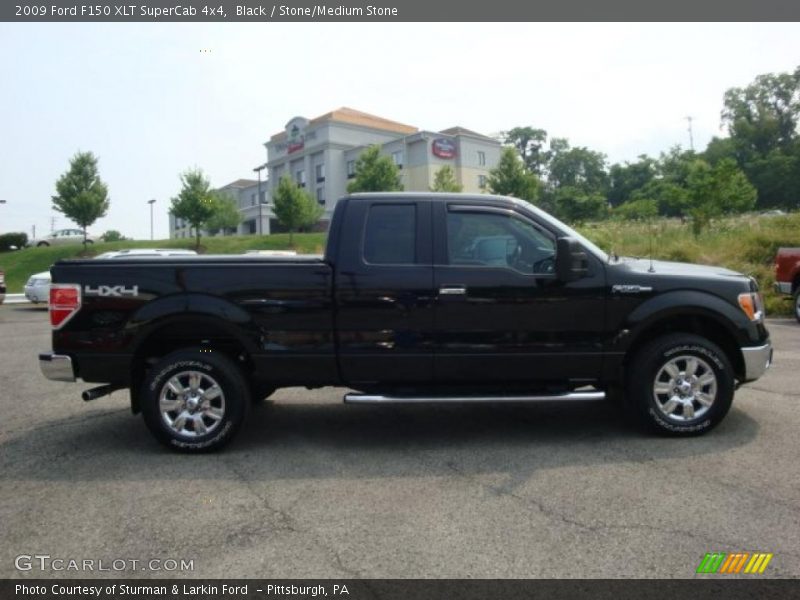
[363,204,417,265]
[446,210,556,275]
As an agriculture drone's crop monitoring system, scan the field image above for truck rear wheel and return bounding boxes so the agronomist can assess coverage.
[141,348,250,452]
[626,333,734,436]
[794,288,800,323]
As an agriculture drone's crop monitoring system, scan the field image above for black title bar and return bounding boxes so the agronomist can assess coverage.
[4,0,800,22]
[4,579,800,600]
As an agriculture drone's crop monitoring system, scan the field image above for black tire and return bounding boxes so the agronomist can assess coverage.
[141,348,250,452]
[626,333,734,436]
[37,241,49,247]
[793,288,800,323]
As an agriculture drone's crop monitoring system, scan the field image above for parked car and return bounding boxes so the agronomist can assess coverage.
[95,249,198,259]
[0,269,6,305]
[28,229,97,247]
[774,247,800,322]
[25,271,51,303]
[39,193,772,452]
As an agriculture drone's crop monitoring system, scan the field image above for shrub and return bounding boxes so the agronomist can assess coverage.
[0,232,28,252]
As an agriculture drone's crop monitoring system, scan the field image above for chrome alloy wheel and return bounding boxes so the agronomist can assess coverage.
[159,371,226,437]
[652,355,717,422]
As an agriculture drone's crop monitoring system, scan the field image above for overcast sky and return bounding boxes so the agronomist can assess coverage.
[0,22,798,240]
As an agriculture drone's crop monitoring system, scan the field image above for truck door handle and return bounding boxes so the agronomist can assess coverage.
[439,285,467,296]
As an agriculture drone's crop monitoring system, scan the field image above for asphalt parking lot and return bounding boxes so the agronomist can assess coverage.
[0,304,798,579]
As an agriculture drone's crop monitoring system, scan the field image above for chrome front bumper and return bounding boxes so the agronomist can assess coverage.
[741,342,773,382]
[39,353,76,382]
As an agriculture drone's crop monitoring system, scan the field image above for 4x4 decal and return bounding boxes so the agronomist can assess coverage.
[84,285,139,297]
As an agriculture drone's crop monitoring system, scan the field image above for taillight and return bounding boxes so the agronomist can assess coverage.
[50,284,82,329]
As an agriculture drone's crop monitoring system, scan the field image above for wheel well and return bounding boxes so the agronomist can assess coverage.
[625,315,744,381]
[129,318,253,413]
[793,273,800,295]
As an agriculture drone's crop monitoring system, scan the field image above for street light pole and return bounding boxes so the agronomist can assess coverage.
[253,163,268,236]
[147,199,156,240]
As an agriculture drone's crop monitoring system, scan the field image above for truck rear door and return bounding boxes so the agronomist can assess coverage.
[333,198,434,387]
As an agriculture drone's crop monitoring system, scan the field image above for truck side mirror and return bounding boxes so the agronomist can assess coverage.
[555,237,589,282]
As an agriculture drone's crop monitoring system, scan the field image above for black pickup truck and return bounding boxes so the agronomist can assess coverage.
[40,193,772,451]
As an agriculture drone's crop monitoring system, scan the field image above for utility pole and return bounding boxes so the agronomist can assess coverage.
[686,116,695,152]
[50,216,56,233]
[147,199,156,240]
[253,163,268,236]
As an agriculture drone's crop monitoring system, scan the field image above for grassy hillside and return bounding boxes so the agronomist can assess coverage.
[2,213,798,315]
[0,233,326,293]
[578,211,800,316]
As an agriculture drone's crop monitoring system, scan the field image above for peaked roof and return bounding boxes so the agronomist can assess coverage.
[271,107,418,142]
[219,178,259,189]
[439,126,498,142]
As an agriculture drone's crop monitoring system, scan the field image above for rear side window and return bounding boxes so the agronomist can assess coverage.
[363,204,416,265]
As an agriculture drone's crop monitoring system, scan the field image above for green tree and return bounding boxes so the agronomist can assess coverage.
[431,165,463,192]
[486,147,540,202]
[685,158,757,235]
[632,179,691,217]
[206,192,242,235]
[272,176,323,245]
[614,198,658,221]
[169,169,217,250]
[608,155,657,206]
[347,145,403,193]
[548,144,609,195]
[502,126,549,174]
[100,230,125,242]
[553,186,607,223]
[51,151,110,247]
[721,67,800,158]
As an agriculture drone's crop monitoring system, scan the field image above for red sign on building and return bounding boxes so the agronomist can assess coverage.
[432,138,457,159]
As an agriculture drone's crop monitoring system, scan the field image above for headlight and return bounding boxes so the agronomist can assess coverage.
[738,292,765,323]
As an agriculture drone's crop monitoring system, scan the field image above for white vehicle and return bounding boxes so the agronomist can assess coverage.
[29,229,98,247]
[95,248,198,259]
[24,271,51,303]
[243,250,298,256]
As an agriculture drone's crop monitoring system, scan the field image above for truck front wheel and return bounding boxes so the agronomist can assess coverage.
[626,333,734,436]
[141,348,250,452]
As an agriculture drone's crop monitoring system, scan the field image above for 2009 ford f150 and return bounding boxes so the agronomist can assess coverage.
[39,193,773,451]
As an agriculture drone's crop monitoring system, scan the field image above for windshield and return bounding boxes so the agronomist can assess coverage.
[517,201,609,262]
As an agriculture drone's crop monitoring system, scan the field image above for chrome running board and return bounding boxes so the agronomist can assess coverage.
[343,390,606,404]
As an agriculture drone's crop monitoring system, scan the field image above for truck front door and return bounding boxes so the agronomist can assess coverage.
[432,202,606,386]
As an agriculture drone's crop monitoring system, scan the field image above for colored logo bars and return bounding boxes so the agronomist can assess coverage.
[696,552,774,574]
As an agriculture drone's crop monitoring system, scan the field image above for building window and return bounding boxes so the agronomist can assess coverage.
[478,151,486,166]
[391,150,403,168]
[259,191,266,204]
[347,160,356,179]
[316,187,326,205]
[315,163,325,182]
[296,169,306,187]
[251,193,257,207]
[478,175,487,189]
